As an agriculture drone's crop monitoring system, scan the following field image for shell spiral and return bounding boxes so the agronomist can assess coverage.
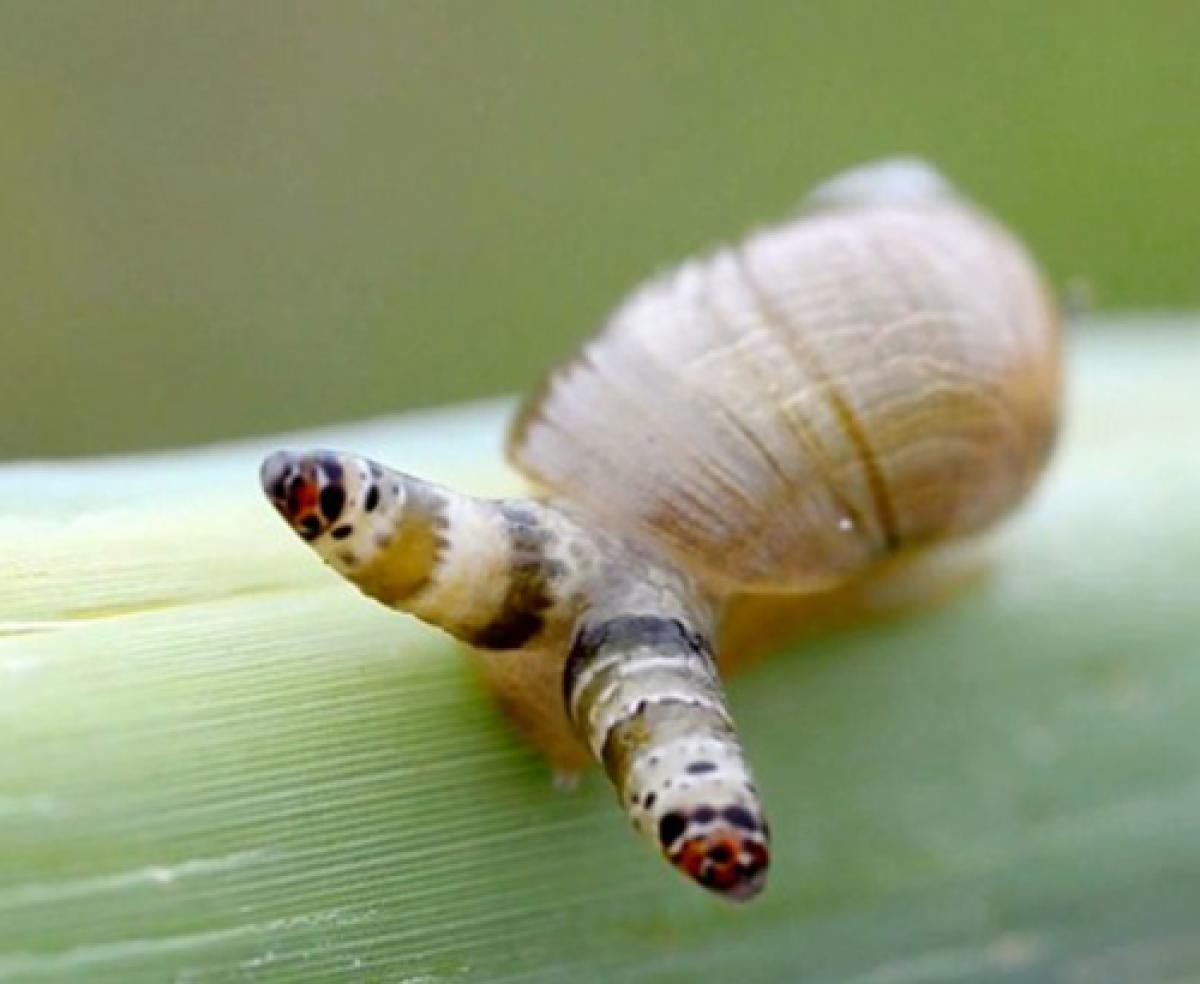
[509,160,1061,592]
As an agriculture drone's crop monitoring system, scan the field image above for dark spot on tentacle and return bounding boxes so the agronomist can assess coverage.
[315,454,343,482]
[658,811,687,849]
[687,761,717,775]
[364,485,380,512]
[300,516,323,539]
[693,806,716,824]
[722,805,759,831]
[331,525,354,540]
[644,792,656,809]
[319,485,345,523]
[269,471,291,503]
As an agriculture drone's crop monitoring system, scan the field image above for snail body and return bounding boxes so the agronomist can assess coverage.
[260,159,1061,901]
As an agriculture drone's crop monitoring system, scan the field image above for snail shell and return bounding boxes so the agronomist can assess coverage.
[509,159,1061,593]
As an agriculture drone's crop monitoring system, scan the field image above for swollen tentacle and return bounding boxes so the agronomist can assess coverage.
[565,613,770,900]
[260,448,770,900]
[260,450,576,649]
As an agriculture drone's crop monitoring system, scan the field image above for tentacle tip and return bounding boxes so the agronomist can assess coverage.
[676,830,769,902]
[721,857,768,902]
[259,449,360,554]
[260,450,296,504]
[660,809,770,902]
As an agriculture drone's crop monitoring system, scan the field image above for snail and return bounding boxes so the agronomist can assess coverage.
[260,158,1061,902]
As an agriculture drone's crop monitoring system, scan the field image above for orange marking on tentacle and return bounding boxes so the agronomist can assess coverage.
[668,825,769,900]
[288,478,319,517]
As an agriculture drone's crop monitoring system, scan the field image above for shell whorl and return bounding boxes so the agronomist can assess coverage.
[509,159,1061,592]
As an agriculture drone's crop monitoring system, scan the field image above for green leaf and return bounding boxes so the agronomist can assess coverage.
[3,318,1199,982]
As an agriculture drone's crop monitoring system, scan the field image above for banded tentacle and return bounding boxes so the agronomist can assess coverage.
[261,449,770,900]
[565,614,769,900]
[260,450,575,649]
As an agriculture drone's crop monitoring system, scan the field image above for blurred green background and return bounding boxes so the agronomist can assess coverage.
[2,1,1197,459]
